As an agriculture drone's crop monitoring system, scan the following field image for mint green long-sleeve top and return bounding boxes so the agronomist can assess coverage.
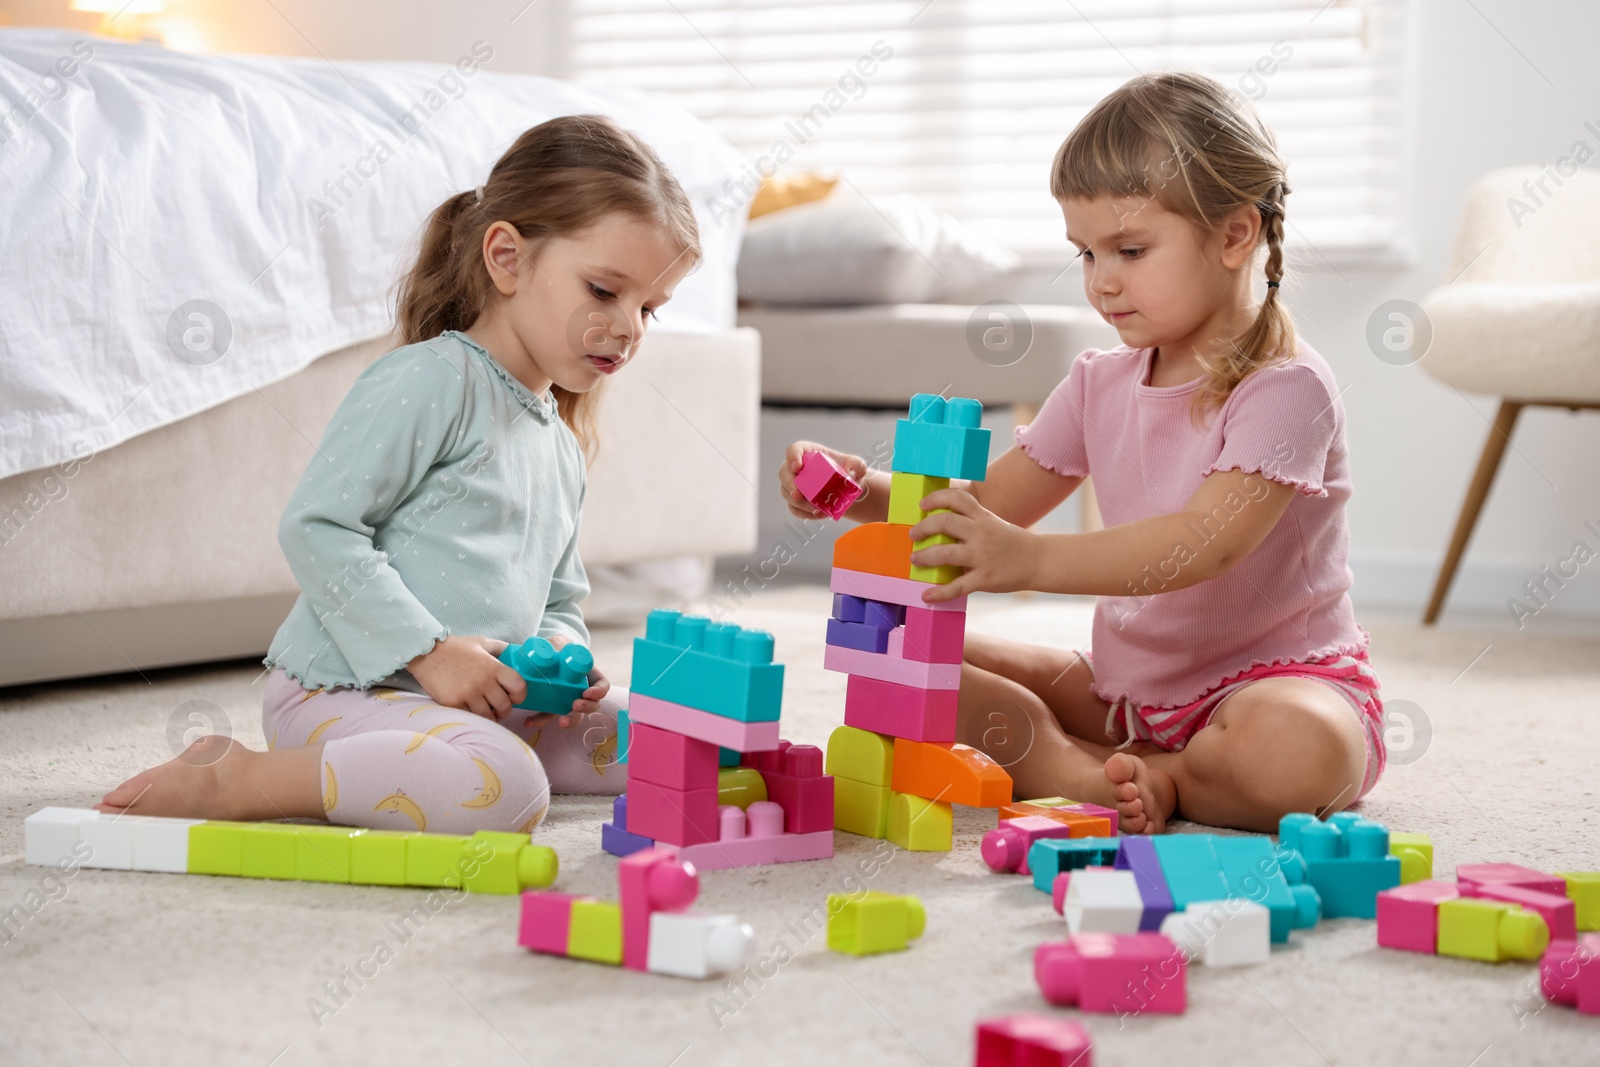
[263,330,589,693]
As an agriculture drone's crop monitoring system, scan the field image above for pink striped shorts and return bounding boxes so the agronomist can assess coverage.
[1096,647,1387,800]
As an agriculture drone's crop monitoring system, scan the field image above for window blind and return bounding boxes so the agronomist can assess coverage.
[552,0,1411,261]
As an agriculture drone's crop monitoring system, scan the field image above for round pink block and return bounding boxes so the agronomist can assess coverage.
[747,801,784,838]
[646,858,699,911]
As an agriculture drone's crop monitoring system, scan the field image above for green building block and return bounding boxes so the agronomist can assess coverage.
[349,830,412,886]
[405,833,471,888]
[834,776,892,838]
[568,900,623,964]
[827,891,926,956]
[825,726,895,786]
[1557,871,1600,931]
[459,831,558,895]
[187,821,251,876]
[887,471,950,526]
[886,792,951,851]
[1437,898,1549,962]
[1390,832,1434,884]
[239,824,300,880]
[295,826,360,883]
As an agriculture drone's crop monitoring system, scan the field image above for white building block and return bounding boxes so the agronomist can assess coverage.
[78,815,147,869]
[24,807,95,867]
[1160,899,1271,967]
[646,912,757,979]
[1063,868,1143,935]
[132,817,202,873]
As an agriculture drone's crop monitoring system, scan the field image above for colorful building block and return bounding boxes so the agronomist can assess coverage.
[997,801,1113,838]
[843,674,958,743]
[833,521,913,580]
[1376,880,1460,954]
[824,642,962,690]
[655,802,833,870]
[1390,831,1434,884]
[825,725,896,785]
[1278,812,1399,919]
[890,739,1011,807]
[1160,899,1271,967]
[833,592,867,623]
[240,825,300,880]
[1061,868,1144,934]
[887,792,952,851]
[498,635,593,714]
[628,693,781,752]
[1116,835,1174,932]
[1557,872,1600,931]
[716,767,768,810]
[864,600,905,629]
[1456,862,1567,898]
[1466,882,1577,941]
[1034,932,1187,1014]
[630,610,784,723]
[1030,838,1123,894]
[901,606,965,663]
[982,816,1079,874]
[1541,933,1600,1015]
[131,816,203,874]
[1148,835,1230,910]
[518,891,582,956]
[1437,897,1550,962]
[1213,834,1320,942]
[893,393,991,482]
[743,743,834,834]
[76,814,143,869]
[974,1014,1093,1067]
[567,899,624,964]
[626,720,720,792]
[887,470,950,527]
[825,617,892,654]
[834,776,893,839]
[647,911,758,979]
[827,891,926,956]
[830,567,967,611]
[295,826,358,884]
[619,848,700,971]
[461,830,556,895]
[601,795,656,858]
[625,780,720,846]
[795,449,863,520]
[349,829,410,885]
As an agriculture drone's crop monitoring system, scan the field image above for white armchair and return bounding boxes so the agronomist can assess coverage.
[1419,166,1600,624]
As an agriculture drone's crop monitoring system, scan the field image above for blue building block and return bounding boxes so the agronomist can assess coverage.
[630,610,784,723]
[719,746,742,767]
[1278,812,1399,919]
[1212,834,1321,942]
[600,795,655,857]
[498,636,593,714]
[1116,835,1175,931]
[826,618,892,654]
[833,593,866,623]
[1029,837,1123,893]
[616,707,630,764]
[892,393,991,481]
[1149,835,1232,911]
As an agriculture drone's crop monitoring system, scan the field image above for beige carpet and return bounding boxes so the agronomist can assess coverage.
[1,585,1596,1066]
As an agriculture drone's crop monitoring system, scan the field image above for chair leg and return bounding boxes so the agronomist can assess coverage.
[1422,399,1523,625]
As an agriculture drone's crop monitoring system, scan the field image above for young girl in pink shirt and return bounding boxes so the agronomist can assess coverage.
[779,71,1383,835]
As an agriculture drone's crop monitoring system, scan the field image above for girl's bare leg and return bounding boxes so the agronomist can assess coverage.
[95,736,326,822]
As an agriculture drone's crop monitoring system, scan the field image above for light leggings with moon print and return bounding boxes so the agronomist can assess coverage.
[263,667,627,836]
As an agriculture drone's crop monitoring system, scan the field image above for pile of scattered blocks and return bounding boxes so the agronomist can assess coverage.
[24,807,558,894]
[819,395,1013,852]
[519,846,756,979]
[601,610,835,870]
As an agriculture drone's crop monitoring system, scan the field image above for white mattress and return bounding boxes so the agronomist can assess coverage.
[0,29,748,480]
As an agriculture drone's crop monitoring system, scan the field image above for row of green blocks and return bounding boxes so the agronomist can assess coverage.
[187,822,557,895]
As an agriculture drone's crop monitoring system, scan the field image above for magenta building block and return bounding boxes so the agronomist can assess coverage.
[657,829,834,870]
[618,847,699,971]
[902,606,965,664]
[843,674,958,743]
[1469,882,1578,941]
[627,721,720,792]
[625,780,721,846]
[1542,933,1600,1014]
[795,450,863,520]
[1035,932,1187,1014]
[974,1013,1093,1067]
[1376,880,1460,954]
[982,815,1077,874]
[1456,862,1567,898]
[757,744,835,835]
[518,891,580,955]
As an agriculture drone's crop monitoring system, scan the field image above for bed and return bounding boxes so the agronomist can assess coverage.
[0,29,760,687]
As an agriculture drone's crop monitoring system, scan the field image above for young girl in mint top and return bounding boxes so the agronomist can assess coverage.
[781,72,1384,835]
[99,115,698,834]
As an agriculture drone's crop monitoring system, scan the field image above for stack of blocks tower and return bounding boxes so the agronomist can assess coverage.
[822,393,1016,851]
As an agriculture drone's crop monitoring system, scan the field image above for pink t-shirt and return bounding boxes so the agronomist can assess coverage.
[1015,340,1367,711]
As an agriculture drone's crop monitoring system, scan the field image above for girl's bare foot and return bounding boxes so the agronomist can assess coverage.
[95,736,324,822]
[1104,751,1177,835]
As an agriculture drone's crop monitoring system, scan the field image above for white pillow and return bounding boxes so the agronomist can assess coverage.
[737,189,1020,305]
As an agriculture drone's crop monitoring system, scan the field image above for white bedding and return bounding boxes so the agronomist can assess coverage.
[0,29,748,481]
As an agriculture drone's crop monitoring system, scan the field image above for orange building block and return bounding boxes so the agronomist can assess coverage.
[996,802,1112,838]
[833,522,913,580]
[890,739,1012,808]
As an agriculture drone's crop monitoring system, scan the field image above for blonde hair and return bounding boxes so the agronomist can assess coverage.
[395,114,701,460]
[1051,71,1294,425]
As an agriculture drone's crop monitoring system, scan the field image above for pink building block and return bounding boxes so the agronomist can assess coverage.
[628,693,782,752]
[1468,882,1578,941]
[1035,933,1187,1015]
[1542,933,1600,1015]
[795,450,863,520]
[974,1013,1093,1067]
[625,779,721,846]
[1376,880,1460,954]
[902,606,965,664]
[843,673,958,743]
[618,848,700,971]
[657,826,834,870]
[982,816,1079,875]
[823,643,962,690]
[626,721,720,792]
[830,567,967,611]
[748,743,835,834]
[518,891,582,955]
[1456,862,1567,898]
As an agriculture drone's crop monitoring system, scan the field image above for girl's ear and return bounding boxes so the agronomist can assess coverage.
[1217,202,1264,270]
[482,222,526,295]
